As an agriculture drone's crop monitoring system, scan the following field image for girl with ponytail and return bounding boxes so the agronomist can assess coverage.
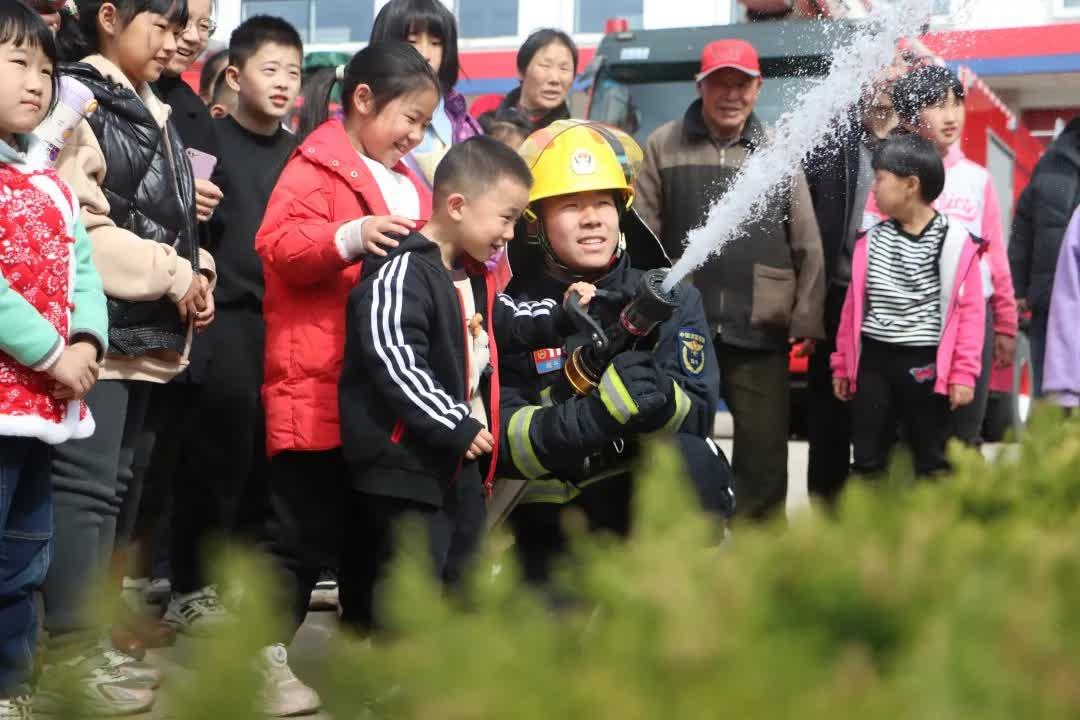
[254,40,438,663]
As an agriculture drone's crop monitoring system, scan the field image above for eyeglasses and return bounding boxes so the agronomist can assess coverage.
[183,17,217,39]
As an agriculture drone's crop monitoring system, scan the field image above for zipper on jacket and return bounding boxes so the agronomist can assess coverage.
[161,124,198,272]
[449,286,471,488]
[941,244,984,339]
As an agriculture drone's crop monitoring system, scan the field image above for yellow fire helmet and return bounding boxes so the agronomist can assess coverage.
[517,119,643,221]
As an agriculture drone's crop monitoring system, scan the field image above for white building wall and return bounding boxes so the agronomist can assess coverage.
[951,0,1078,28]
[213,0,734,52]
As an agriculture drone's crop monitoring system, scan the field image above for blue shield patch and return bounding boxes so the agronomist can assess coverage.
[678,329,707,376]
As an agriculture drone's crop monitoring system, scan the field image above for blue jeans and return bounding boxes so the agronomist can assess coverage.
[0,437,53,698]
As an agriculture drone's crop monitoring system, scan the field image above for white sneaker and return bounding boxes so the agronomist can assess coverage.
[162,586,233,637]
[34,654,155,716]
[98,643,163,689]
[256,645,321,717]
[0,696,32,719]
[144,578,171,606]
[308,575,339,612]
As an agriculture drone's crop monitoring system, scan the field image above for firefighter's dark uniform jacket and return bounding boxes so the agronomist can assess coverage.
[496,249,731,512]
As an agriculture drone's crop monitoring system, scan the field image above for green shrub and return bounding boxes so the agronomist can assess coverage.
[90,404,1080,719]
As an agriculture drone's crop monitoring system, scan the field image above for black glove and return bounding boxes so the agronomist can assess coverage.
[595,350,669,425]
[634,367,682,433]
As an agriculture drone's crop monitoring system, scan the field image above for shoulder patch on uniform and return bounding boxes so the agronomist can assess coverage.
[678,329,707,376]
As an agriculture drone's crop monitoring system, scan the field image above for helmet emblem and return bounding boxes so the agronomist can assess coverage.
[570,148,596,175]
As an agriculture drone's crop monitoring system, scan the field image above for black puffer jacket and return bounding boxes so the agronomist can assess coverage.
[1009,118,1080,317]
[62,61,199,357]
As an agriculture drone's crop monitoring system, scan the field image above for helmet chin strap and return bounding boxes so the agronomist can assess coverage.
[534,218,626,284]
[527,203,629,283]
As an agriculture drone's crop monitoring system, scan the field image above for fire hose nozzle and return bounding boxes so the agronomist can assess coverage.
[562,269,681,396]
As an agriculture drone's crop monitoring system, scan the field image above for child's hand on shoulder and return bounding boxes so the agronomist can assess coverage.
[949,384,974,411]
[465,427,495,460]
[48,341,100,401]
[563,282,598,310]
[360,216,415,257]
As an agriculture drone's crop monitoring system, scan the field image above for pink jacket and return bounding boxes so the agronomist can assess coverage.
[832,218,986,396]
[863,144,1017,338]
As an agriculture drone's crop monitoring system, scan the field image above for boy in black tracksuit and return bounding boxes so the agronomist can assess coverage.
[339,137,593,631]
[163,17,304,634]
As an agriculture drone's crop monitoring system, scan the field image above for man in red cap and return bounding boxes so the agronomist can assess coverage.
[636,39,825,521]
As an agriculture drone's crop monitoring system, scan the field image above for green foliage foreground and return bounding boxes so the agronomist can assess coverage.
[124,407,1080,718]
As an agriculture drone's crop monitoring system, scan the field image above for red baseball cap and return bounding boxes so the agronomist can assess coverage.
[696,40,762,82]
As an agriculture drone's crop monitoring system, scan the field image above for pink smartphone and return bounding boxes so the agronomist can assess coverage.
[186,148,218,180]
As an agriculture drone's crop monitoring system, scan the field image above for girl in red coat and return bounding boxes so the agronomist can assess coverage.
[252,41,438,711]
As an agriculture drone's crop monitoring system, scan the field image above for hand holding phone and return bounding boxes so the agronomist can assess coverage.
[186,148,218,180]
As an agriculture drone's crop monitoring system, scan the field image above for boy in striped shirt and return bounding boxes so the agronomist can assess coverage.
[831,135,985,476]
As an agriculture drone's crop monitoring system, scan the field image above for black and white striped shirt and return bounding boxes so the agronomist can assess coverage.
[862,214,947,346]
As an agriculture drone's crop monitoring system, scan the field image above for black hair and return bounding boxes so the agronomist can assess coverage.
[479,106,531,147]
[891,64,965,127]
[872,134,946,204]
[480,106,531,135]
[295,41,440,143]
[198,47,228,99]
[294,66,334,142]
[59,0,189,61]
[0,1,60,114]
[228,13,302,70]
[370,0,459,95]
[433,135,533,208]
[210,66,234,105]
[516,28,578,76]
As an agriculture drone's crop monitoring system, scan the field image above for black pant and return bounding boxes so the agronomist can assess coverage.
[262,450,486,641]
[715,342,790,519]
[509,475,632,587]
[44,380,152,656]
[948,302,993,446]
[117,382,197,579]
[171,309,268,594]
[851,339,950,477]
[807,284,854,503]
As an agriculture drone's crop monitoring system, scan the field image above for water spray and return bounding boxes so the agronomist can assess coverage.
[661,0,939,294]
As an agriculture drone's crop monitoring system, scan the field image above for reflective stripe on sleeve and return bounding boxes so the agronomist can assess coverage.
[507,406,549,479]
[599,364,637,424]
[661,383,692,433]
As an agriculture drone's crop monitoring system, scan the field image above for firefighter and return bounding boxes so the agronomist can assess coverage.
[495,120,734,587]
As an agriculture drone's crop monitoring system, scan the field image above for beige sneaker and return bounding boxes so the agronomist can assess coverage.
[256,645,321,717]
[34,653,154,716]
[0,696,33,719]
[99,645,164,690]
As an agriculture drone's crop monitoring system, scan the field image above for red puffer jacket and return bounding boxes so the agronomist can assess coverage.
[256,119,432,457]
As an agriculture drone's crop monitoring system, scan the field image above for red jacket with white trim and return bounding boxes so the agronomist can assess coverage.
[255,120,431,457]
